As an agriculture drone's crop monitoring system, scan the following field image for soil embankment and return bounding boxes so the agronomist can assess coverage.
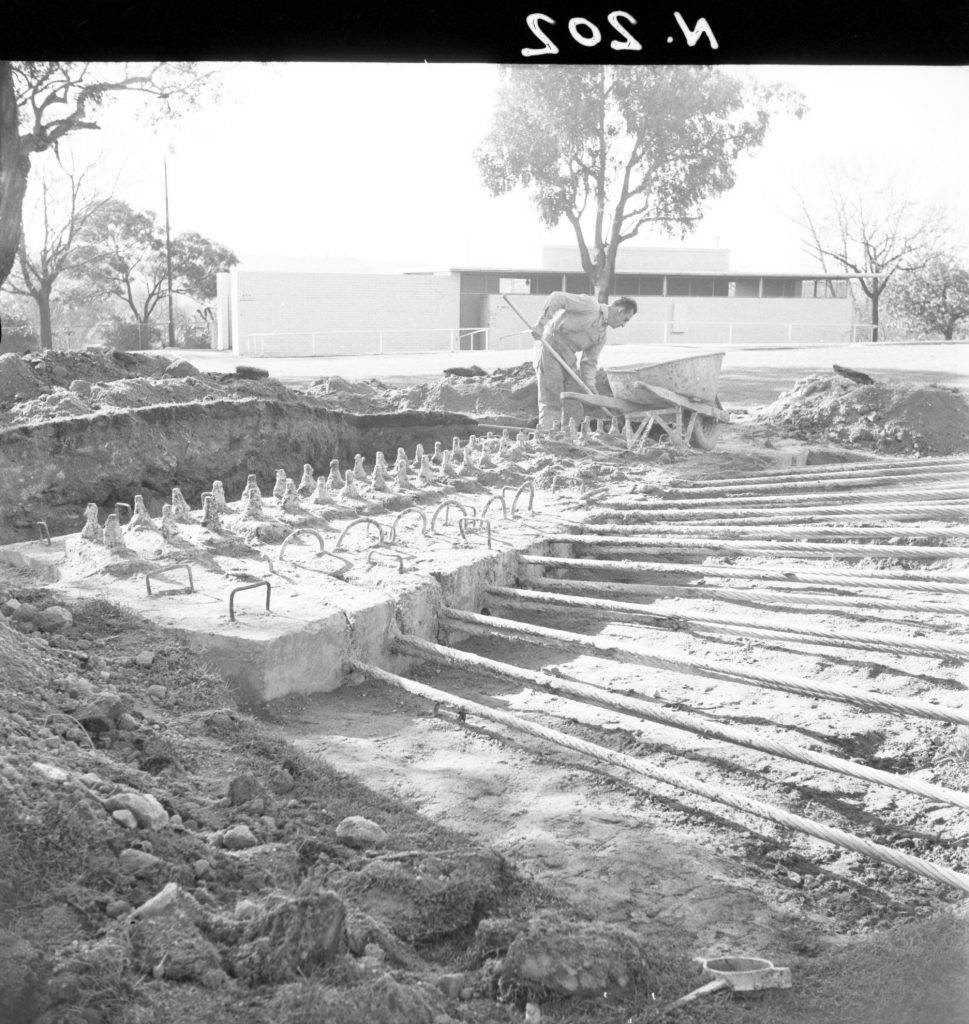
[0,352,480,544]
[754,374,969,456]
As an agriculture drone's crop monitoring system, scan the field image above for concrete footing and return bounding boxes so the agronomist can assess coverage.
[0,516,550,704]
[1,439,843,704]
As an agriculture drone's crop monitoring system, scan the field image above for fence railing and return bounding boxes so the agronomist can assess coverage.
[497,320,876,350]
[243,327,489,358]
[52,321,216,352]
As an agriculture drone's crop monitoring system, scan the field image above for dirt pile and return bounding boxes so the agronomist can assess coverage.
[307,363,540,423]
[0,587,697,1024]
[1,349,190,400]
[1,348,541,430]
[0,350,308,425]
[755,373,969,456]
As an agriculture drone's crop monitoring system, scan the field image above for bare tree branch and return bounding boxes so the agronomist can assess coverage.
[790,172,951,340]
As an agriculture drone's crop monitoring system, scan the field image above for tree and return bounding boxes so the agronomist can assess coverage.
[169,230,238,303]
[75,199,237,325]
[0,60,218,287]
[886,253,969,340]
[793,174,949,342]
[475,65,803,301]
[2,152,112,349]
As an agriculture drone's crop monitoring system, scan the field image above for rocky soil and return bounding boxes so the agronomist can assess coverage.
[2,346,969,1024]
[0,584,680,1024]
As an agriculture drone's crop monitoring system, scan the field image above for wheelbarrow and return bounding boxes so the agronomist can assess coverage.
[562,352,731,453]
[650,955,792,1018]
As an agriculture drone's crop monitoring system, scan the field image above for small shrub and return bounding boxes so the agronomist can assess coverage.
[89,320,163,352]
[0,310,40,353]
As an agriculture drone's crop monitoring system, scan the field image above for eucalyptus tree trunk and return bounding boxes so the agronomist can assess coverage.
[37,285,53,350]
[0,62,28,287]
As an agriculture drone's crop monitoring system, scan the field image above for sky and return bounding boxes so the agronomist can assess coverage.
[45,62,969,276]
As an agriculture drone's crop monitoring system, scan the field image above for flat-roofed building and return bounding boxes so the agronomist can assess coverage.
[217,247,865,356]
[459,246,859,351]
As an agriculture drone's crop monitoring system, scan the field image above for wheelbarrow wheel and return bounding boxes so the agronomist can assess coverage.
[689,397,725,451]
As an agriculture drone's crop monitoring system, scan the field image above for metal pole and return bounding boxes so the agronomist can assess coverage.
[163,155,175,349]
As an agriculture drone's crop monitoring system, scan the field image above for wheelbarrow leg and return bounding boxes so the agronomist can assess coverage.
[651,411,688,452]
[630,415,654,452]
[683,411,699,448]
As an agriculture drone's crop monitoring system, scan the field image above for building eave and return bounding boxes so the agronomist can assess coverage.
[448,266,876,279]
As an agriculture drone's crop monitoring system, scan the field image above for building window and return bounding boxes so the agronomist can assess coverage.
[459,273,492,293]
[614,274,641,295]
[762,278,784,297]
[813,279,848,298]
[614,274,665,297]
[666,275,727,297]
[728,278,760,298]
[667,276,691,296]
[762,278,801,298]
[499,277,531,294]
[530,273,564,294]
[565,273,592,293]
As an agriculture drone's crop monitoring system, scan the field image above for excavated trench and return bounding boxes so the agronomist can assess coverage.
[3,426,968,960]
[0,397,480,543]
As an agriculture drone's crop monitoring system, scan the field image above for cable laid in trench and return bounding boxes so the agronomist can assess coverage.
[542,535,965,562]
[653,470,969,499]
[516,575,965,620]
[519,555,969,592]
[394,635,969,811]
[440,608,969,728]
[348,658,969,896]
[670,455,969,488]
[486,585,969,662]
[584,501,969,525]
[603,485,969,511]
[567,523,969,541]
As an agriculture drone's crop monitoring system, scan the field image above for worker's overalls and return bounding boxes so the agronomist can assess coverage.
[532,293,609,428]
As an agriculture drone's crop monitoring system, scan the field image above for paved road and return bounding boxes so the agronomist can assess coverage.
[180,342,969,409]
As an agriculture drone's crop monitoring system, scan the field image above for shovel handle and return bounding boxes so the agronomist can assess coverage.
[503,296,596,398]
[504,296,616,420]
[650,977,729,1018]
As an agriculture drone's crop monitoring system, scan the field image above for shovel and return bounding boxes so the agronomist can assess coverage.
[502,295,614,424]
[649,956,791,1018]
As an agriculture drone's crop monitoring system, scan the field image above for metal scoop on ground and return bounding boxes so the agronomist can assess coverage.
[650,955,791,1017]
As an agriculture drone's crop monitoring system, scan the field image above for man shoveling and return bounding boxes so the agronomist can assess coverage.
[528,291,637,429]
